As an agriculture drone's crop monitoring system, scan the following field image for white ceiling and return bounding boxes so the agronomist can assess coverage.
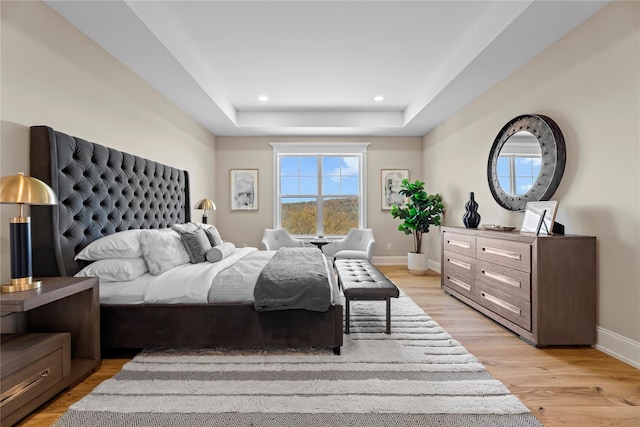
[45,0,608,137]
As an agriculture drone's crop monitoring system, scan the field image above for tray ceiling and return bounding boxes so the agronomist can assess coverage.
[46,1,609,136]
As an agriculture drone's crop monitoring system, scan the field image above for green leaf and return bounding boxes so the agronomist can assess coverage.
[388,179,444,253]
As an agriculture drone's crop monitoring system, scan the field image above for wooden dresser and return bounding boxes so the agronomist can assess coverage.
[441,226,596,346]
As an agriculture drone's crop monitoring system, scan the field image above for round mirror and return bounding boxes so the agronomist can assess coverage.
[487,114,566,211]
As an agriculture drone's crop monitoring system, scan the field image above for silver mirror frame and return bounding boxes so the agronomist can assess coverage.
[487,114,566,211]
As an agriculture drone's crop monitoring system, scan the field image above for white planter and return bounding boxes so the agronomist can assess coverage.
[407,252,429,275]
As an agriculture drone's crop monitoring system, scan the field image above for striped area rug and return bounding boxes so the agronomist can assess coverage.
[53,293,543,426]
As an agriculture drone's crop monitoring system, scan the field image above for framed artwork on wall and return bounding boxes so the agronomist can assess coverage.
[230,169,258,210]
[381,169,409,210]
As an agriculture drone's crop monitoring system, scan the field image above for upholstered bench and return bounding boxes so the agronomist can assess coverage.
[334,259,400,334]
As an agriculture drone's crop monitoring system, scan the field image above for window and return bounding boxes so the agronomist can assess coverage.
[271,143,368,237]
[497,155,542,195]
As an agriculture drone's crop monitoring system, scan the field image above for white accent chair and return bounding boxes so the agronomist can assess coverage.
[323,228,375,261]
[260,228,305,250]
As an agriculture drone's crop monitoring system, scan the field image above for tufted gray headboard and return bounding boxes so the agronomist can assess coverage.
[30,126,191,277]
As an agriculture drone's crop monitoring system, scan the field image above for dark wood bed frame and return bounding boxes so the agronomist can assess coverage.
[29,126,343,354]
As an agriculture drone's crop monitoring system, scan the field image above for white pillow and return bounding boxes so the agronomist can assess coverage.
[74,229,143,261]
[172,223,199,234]
[74,257,148,282]
[206,242,236,263]
[139,229,190,275]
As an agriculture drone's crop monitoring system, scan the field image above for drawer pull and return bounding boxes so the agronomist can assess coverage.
[0,368,50,406]
[449,258,471,270]
[480,291,521,315]
[482,270,521,288]
[448,239,470,249]
[448,276,471,291]
[482,246,521,260]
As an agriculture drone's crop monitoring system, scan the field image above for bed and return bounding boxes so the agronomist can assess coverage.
[29,126,343,354]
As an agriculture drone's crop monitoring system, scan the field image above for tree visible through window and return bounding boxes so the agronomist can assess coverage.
[279,155,360,235]
[278,154,362,236]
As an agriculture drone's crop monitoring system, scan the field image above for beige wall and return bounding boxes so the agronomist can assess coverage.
[423,2,639,362]
[215,136,423,256]
[0,1,216,282]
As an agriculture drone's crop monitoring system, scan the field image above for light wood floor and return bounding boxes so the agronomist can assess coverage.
[18,267,640,426]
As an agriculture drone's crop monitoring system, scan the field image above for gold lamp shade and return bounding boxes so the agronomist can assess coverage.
[1,172,58,292]
[0,172,58,208]
[195,198,216,211]
[194,198,216,224]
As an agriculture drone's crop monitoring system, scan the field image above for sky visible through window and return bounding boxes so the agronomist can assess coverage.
[498,155,541,195]
[280,156,359,195]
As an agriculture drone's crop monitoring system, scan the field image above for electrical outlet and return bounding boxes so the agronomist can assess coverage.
[386,243,391,250]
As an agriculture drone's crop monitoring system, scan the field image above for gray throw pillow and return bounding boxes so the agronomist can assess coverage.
[179,228,212,263]
[201,225,223,247]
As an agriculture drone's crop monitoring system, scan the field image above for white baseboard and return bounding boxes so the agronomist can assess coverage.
[595,327,640,368]
[372,256,443,272]
[429,259,441,274]
[371,256,406,265]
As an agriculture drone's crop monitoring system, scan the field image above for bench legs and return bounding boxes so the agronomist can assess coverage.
[386,297,391,334]
[345,298,350,334]
[344,297,392,334]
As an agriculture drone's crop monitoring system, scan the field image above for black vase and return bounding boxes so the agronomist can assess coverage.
[462,192,481,229]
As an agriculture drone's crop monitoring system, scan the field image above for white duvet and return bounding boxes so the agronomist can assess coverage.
[99,247,339,306]
[143,247,258,304]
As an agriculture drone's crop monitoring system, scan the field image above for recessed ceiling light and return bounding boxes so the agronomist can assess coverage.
[258,95,269,102]
[374,96,384,102]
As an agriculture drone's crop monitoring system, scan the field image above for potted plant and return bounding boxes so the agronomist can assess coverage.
[390,179,444,275]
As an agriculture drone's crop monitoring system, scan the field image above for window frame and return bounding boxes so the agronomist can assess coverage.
[271,142,369,237]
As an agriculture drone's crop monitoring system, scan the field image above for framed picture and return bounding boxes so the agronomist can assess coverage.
[230,169,258,210]
[381,169,409,210]
[521,201,558,235]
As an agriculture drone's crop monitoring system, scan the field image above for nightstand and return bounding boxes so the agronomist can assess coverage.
[0,277,100,426]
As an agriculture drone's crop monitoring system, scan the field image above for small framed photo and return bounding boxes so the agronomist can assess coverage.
[381,169,409,210]
[521,201,558,235]
[230,169,258,210]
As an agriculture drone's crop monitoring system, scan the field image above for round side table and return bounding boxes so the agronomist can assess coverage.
[310,239,329,253]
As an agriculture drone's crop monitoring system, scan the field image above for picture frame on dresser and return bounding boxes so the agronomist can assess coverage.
[521,201,558,235]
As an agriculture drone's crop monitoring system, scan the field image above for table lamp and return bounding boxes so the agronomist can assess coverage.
[0,172,58,292]
[194,198,216,224]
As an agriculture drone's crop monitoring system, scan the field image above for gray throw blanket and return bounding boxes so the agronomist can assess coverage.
[254,247,331,312]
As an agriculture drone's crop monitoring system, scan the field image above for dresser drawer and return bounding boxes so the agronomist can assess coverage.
[442,269,474,299]
[475,282,531,331]
[476,260,530,302]
[476,237,531,273]
[443,251,475,278]
[443,232,475,257]
[1,333,70,421]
